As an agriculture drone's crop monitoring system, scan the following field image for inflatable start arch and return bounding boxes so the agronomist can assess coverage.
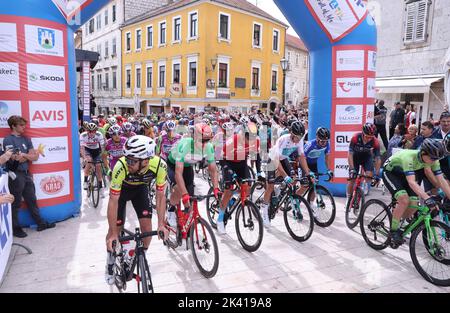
[0,1,109,226]
[274,0,377,196]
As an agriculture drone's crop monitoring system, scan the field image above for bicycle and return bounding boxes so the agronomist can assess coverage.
[86,160,104,208]
[250,177,315,242]
[300,173,336,228]
[164,194,219,278]
[359,197,450,286]
[345,172,373,229]
[109,228,161,293]
[206,176,263,252]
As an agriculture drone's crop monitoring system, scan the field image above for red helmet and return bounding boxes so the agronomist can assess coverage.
[195,123,213,141]
[362,123,376,136]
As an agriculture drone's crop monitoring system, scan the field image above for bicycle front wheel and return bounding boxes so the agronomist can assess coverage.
[190,217,219,278]
[250,181,266,207]
[410,220,450,286]
[359,199,391,250]
[345,187,364,229]
[137,254,154,293]
[206,187,220,229]
[283,195,314,242]
[235,200,263,252]
[308,185,336,228]
[90,174,100,208]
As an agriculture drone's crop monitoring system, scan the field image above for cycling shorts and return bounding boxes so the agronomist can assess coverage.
[116,184,152,226]
[353,154,374,173]
[167,161,194,196]
[267,158,294,184]
[382,170,417,199]
[220,160,251,189]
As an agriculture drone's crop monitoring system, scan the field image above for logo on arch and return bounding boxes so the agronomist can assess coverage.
[336,78,364,98]
[29,101,67,128]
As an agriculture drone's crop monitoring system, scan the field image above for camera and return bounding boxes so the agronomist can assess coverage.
[13,148,20,154]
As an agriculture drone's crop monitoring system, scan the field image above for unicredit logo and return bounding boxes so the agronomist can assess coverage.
[0,68,17,75]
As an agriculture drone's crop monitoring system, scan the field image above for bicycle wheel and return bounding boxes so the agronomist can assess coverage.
[250,181,265,206]
[235,200,263,252]
[148,180,157,212]
[410,220,450,286]
[283,195,314,242]
[359,199,391,250]
[189,217,219,278]
[206,187,220,229]
[345,187,364,229]
[307,185,336,228]
[137,254,154,293]
[90,173,100,208]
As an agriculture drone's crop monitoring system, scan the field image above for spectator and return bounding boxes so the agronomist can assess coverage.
[0,149,15,205]
[374,100,389,150]
[4,116,56,238]
[411,121,434,149]
[404,102,416,128]
[431,111,450,140]
[387,123,406,157]
[400,124,418,149]
[389,102,406,139]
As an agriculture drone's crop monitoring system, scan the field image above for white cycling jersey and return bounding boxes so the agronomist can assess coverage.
[270,134,304,162]
[80,131,105,150]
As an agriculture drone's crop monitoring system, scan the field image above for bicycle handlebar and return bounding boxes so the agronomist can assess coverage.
[190,194,217,202]
[118,230,161,242]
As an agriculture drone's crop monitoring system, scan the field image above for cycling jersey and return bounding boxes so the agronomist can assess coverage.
[168,137,215,167]
[349,133,380,157]
[384,149,441,176]
[80,131,105,150]
[272,134,305,161]
[110,156,167,196]
[222,134,260,162]
[105,137,127,170]
[304,139,330,164]
[156,133,182,160]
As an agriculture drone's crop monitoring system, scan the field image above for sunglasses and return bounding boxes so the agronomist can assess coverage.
[125,157,139,166]
[201,139,211,144]
[318,139,328,144]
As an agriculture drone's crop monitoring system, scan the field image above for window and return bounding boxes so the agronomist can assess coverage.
[112,4,116,22]
[404,0,429,44]
[173,63,180,83]
[136,29,142,50]
[112,37,117,55]
[104,9,108,26]
[173,17,181,42]
[219,63,228,87]
[85,23,88,35]
[105,72,109,89]
[303,55,308,68]
[96,15,101,30]
[112,70,117,89]
[287,51,291,62]
[219,13,230,40]
[126,69,131,89]
[97,43,102,59]
[91,74,95,90]
[97,74,102,90]
[296,53,299,66]
[136,68,141,89]
[89,19,94,33]
[126,32,131,51]
[189,11,198,38]
[146,66,153,88]
[159,21,166,45]
[189,61,197,87]
[273,29,279,52]
[147,26,153,48]
[104,41,108,58]
[253,23,262,47]
[252,67,259,90]
[271,70,277,91]
[159,65,166,87]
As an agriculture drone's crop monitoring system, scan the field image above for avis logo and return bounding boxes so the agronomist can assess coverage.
[32,110,65,122]
[38,28,55,49]
[40,175,64,195]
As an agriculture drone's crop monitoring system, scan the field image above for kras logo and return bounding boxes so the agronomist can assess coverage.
[40,175,64,195]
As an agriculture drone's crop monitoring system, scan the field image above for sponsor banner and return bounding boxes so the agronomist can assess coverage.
[336,50,365,71]
[34,170,70,200]
[366,104,374,123]
[27,63,66,92]
[306,0,367,42]
[336,77,364,98]
[368,50,377,72]
[367,77,376,98]
[335,104,363,125]
[0,174,12,282]
[29,101,67,128]
[31,136,69,165]
[0,101,21,129]
[334,158,350,178]
[52,0,93,22]
[25,25,64,57]
[81,61,90,121]
[0,23,18,53]
[0,63,20,91]
[334,131,354,152]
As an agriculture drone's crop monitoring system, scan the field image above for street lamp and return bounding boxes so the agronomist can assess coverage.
[280,58,289,110]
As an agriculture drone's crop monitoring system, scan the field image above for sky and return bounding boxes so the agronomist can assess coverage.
[247,0,299,37]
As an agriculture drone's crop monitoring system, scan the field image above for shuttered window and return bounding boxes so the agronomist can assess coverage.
[404,0,429,44]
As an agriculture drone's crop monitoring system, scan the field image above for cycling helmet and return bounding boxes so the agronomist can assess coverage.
[165,120,176,131]
[195,123,213,141]
[82,121,89,129]
[240,116,250,124]
[316,127,331,140]
[362,123,376,136]
[86,122,98,132]
[122,122,134,133]
[91,118,99,126]
[108,124,122,136]
[123,135,156,159]
[141,118,152,129]
[107,117,117,125]
[443,133,450,155]
[421,138,446,160]
[222,122,234,131]
[290,121,305,137]
[287,116,298,127]
[128,117,136,124]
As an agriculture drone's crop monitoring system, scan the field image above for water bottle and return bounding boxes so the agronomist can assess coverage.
[228,196,237,209]
[121,240,135,270]
[105,251,115,285]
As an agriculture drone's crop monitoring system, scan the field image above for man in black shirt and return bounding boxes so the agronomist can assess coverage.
[374,100,389,150]
[389,102,406,139]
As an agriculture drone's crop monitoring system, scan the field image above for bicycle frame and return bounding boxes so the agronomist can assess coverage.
[223,179,249,223]
[403,205,440,248]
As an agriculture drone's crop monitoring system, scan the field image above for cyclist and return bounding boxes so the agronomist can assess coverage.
[260,121,311,227]
[105,136,169,283]
[141,118,156,139]
[80,122,106,191]
[382,138,450,247]
[166,123,220,227]
[105,125,127,176]
[122,122,136,138]
[102,117,117,139]
[217,121,259,234]
[156,120,182,161]
[347,123,381,198]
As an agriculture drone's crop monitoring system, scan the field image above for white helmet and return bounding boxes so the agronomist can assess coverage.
[240,116,249,124]
[222,122,234,131]
[107,117,117,125]
[123,135,156,159]
[165,120,176,131]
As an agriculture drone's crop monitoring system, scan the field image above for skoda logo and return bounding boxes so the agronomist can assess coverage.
[29,73,38,81]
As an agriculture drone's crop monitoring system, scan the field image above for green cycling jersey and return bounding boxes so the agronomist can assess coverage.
[168,137,215,167]
[384,149,441,176]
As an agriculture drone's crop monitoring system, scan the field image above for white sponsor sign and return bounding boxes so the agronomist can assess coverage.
[336,50,365,71]
[27,64,66,92]
[335,104,363,125]
[334,158,350,178]
[368,50,377,71]
[25,25,64,57]
[335,131,354,152]
[29,101,67,128]
[0,174,12,282]
[0,101,22,129]
[34,170,70,200]
[336,77,364,98]
[0,63,20,91]
[366,104,374,123]
[0,23,18,53]
[31,137,69,165]
[307,0,367,41]
[367,78,376,98]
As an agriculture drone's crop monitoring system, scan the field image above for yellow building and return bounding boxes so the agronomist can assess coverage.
[121,0,288,114]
